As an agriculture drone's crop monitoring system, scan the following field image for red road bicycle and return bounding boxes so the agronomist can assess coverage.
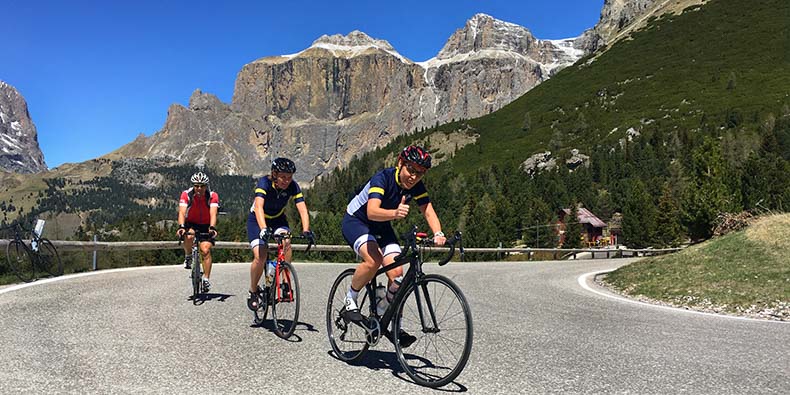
[251,232,314,339]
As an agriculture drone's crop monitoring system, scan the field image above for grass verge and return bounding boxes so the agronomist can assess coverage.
[603,214,790,320]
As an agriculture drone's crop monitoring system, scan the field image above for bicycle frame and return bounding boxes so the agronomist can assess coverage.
[363,227,462,335]
[9,224,46,263]
[268,233,313,302]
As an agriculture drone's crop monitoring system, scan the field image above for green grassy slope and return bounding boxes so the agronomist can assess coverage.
[604,213,790,319]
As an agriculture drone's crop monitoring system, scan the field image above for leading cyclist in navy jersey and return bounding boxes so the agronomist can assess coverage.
[246,157,315,310]
[341,145,446,347]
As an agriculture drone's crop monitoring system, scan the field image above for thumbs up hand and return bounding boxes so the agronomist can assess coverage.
[394,196,410,220]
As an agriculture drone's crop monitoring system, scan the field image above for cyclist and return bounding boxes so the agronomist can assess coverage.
[341,145,446,347]
[175,171,220,292]
[246,157,315,309]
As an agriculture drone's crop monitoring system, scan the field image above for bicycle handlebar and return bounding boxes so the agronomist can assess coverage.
[260,232,316,253]
[178,231,214,245]
[401,226,463,266]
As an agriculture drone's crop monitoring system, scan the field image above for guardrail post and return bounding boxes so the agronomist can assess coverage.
[497,242,502,261]
[92,235,98,271]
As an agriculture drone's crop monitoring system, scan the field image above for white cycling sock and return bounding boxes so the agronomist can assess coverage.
[347,287,359,302]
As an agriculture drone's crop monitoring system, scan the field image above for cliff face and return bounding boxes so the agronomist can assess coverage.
[0,81,47,173]
[111,15,586,180]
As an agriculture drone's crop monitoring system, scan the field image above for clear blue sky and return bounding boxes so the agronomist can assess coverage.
[1,0,602,169]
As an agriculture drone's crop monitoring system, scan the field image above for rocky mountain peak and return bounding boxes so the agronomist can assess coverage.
[436,13,538,60]
[0,81,47,173]
[306,30,407,61]
[188,89,225,111]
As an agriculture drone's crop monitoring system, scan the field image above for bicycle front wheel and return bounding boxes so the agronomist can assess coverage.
[326,268,370,362]
[394,274,473,388]
[37,239,63,277]
[191,249,202,299]
[7,240,34,283]
[272,261,300,339]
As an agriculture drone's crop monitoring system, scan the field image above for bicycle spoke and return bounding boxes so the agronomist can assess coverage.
[395,274,473,388]
[326,268,369,361]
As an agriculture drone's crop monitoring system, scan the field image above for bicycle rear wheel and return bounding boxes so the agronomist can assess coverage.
[272,261,300,339]
[394,274,473,388]
[7,240,34,283]
[252,286,269,325]
[37,239,63,277]
[326,268,370,362]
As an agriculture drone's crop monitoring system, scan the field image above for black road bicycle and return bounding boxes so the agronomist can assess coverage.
[251,232,313,339]
[326,227,473,388]
[4,223,63,283]
[179,231,213,302]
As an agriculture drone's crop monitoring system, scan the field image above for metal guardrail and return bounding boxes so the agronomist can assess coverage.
[0,239,681,257]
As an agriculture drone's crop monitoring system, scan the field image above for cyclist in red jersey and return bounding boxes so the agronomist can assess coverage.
[175,172,220,292]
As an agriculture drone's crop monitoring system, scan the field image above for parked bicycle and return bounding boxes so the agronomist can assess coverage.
[326,227,472,388]
[250,232,314,339]
[179,231,213,302]
[3,223,63,283]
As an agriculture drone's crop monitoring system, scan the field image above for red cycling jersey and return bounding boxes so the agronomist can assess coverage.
[179,189,220,225]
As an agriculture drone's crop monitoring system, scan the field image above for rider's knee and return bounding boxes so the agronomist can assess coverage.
[360,258,380,271]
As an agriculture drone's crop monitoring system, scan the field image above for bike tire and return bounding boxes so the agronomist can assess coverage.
[326,268,370,362]
[37,239,63,277]
[7,240,35,283]
[394,274,473,388]
[252,286,269,325]
[191,248,202,300]
[272,261,300,339]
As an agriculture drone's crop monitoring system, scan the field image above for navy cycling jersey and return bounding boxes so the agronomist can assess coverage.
[249,176,305,219]
[346,167,430,223]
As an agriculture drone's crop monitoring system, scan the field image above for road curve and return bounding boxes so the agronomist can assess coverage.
[0,259,787,394]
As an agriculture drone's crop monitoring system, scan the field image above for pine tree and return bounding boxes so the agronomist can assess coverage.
[622,179,658,248]
[655,183,683,247]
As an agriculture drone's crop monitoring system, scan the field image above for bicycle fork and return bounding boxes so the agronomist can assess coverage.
[413,282,441,334]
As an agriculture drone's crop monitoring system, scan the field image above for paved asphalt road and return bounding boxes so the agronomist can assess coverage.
[0,259,788,394]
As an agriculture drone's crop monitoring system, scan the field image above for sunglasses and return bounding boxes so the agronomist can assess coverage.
[193,184,206,188]
[404,163,427,177]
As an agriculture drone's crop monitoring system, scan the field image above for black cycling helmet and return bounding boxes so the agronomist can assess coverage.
[272,157,297,173]
[399,145,432,169]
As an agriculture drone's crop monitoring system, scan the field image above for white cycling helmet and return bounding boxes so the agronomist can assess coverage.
[190,172,209,184]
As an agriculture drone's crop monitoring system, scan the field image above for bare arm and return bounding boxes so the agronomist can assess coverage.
[177,205,187,226]
[295,201,310,232]
[367,197,409,222]
[419,202,446,246]
[209,205,218,228]
[254,196,267,229]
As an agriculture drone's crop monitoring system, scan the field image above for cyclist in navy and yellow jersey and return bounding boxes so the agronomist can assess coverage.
[341,145,446,347]
[246,157,315,310]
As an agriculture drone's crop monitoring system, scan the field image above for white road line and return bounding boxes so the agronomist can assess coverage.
[578,270,789,324]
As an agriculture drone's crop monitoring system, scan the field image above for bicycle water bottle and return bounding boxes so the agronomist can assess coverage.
[375,284,388,315]
[265,260,276,285]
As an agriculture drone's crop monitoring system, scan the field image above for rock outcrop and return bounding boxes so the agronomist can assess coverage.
[0,81,47,173]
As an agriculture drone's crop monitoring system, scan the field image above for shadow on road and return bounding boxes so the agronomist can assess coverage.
[326,350,468,392]
[189,293,234,305]
[248,320,318,342]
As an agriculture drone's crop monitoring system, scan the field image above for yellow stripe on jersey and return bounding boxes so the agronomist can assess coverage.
[369,187,385,195]
[294,192,304,199]
[255,188,267,195]
[414,192,429,200]
[264,207,286,219]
